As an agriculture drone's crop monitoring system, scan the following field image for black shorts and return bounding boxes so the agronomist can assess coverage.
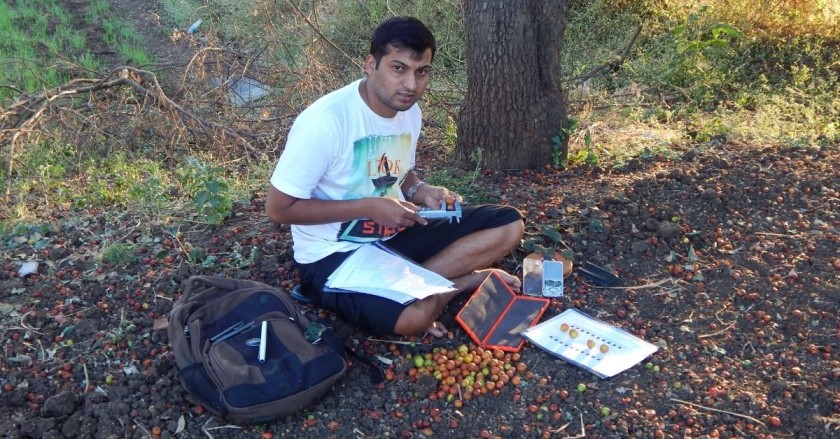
[295,204,524,335]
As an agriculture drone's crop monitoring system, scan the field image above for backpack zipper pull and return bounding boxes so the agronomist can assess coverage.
[184,325,190,340]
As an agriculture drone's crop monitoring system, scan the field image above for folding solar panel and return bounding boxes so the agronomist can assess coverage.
[455,271,549,352]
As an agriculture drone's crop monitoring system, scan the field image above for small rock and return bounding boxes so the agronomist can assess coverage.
[769,380,788,392]
[631,240,651,255]
[656,221,682,239]
[700,188,718,199]
[48,245,68,260]
[174,263,192,282]
[623,159,643,171]
[83,391,108,405]
[19,417,56,438]
[42,391,78,418]
[414,374,437,396]
[393,357,412,375]
[655,243,671,256]
[711,158,731,169]
[260,255,279,273]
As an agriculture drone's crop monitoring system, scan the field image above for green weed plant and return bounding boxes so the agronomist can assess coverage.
[178,158,233,225]
[101,242,136,265]
[552,118,579,168]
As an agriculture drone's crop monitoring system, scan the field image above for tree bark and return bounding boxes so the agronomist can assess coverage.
[456,0,571,170]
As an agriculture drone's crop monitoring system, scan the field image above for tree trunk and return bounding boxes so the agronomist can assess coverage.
[456,0,571,170]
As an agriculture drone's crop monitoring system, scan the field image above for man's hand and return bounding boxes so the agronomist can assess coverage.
[368,197,428,228]
[413,184,462,210]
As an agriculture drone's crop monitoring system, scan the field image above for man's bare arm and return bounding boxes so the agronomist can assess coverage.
[265,186,427,228]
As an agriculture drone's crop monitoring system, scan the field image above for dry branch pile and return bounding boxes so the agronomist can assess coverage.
[0,47,301,207]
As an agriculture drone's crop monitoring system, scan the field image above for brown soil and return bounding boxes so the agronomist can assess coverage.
[0,2,838,439]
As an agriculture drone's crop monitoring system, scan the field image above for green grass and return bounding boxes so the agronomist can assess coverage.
[0,0,153,101]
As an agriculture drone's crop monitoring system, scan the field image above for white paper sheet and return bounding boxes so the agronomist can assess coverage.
[326,243,456,304]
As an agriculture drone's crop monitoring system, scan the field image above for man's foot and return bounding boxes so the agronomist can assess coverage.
[455,269,521,293]
[426,321,448,338]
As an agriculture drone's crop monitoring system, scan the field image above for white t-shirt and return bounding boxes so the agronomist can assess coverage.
[270,79,422,264]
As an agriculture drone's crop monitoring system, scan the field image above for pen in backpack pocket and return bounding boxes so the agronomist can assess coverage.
[211,321,255,344]
[258,321,268,363]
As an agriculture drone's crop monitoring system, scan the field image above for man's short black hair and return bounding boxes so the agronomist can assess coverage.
[370,16,436,67]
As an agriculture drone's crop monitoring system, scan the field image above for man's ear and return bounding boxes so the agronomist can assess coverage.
[363,54,377,75]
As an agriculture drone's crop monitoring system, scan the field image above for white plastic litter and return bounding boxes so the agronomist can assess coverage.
[18,261,38,277]
[227,77,271,105]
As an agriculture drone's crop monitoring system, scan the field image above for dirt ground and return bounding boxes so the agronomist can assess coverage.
[1,2,839,439]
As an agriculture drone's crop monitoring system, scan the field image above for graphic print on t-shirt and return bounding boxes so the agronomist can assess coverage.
[337,133,412,243]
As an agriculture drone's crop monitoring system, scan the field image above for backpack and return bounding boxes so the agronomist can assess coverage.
[167,276,347,423]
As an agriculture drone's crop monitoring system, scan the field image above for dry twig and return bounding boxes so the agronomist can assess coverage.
[19,311,42,333]
[201,418,242,439]
[366,337,416,346]
[671,398,766,426]
[133,419,152,438]
[697,321,737,339]
[2,65,259,203]
[560,412,585,438]
[83,363,90,393]
[283,0,361,71]
[586,277,679,290]
[568,25,642,86]
[818,415,840,430]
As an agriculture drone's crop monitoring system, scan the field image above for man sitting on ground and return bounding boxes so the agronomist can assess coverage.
[266,16,524,337]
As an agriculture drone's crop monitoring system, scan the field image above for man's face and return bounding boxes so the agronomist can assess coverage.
[363,45,433,118]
